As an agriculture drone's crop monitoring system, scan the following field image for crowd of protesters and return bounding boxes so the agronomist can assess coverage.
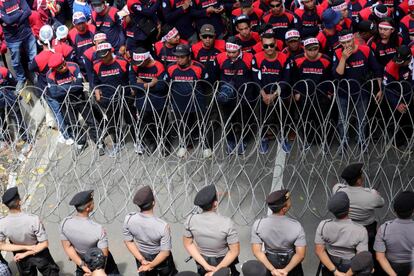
[1,0,414,158]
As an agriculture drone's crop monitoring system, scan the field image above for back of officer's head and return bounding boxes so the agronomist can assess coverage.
[2,187,20,210]
[351,251,374,275]
[242,260,267,276]
[266,190,290,214]
[393,191,414,219]
[194,185,218,211]
[85,247,106,272]
[341,163,363,186]
[328,192,350,219]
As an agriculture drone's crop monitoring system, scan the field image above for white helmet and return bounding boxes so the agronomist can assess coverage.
[39,25,54,44]
[55,25,69,41]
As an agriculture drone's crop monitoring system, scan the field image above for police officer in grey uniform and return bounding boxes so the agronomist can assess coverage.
[251,189,306,276]
[60,190,120,276]
[333,163,385,252]
[183,185,240,276]
[123,185,177,276]
[347,252,374,276]
[315,191,369,275]
[0,187,60,276]
[374,191,414,276]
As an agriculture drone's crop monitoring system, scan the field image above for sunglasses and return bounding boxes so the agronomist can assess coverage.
[270,3,282,8]
[263,43,275,49]
[57,62,66,71]
[201,34,214,39]
[306,46,319,51]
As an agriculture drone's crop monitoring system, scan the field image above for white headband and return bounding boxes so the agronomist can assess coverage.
[339,33,353,42]
[162,27,179,42]
[133,51,151,62]
[374,8,388,19]
[226,42,241,51]
[332,2,347,11]
[378,22,393,29]
[303,37,319,47]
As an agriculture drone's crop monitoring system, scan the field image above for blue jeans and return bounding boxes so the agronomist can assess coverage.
[337,95,369,146]
[45,96,70,139]
[7,34,37,82]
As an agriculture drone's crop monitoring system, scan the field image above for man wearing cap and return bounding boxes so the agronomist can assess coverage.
[252,24,284,54]
[93,42,129,156]
[317,8,342,57]
[294,0,322,38]
[215,36,255,155]
[291,37,333,148]
[129,47,171,155]
[399,0,414,45]
[167,43,211,158]
[123,185,177,275]
[46,52,104,155]
[262,0,296,41]
[60,190,120,275]
[192,24,225,83]
[281,28,304,60]
[83,32,107,84]
[69,12,96,71]
[315,192,368,275]
[331,0,353,31]
[333,28,383,153]
[0,187,60,275]
[252,31,291,154]
[154,26,189,69]
[234,15,260,53]
[347,252,374,275]
[251,189,306,275]
[183,185,240,276]
[231,0,263,32]
[355,20,376,45]
[383,45,414,149]
[91,0,125,52]
[374,191,414,276]
[53,25,76,62]
[333,163,384,252]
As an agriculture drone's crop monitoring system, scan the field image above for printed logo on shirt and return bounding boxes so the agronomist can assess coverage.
[57,77,74,85]
[201,0,217,8]
[101,68,120,77]
[303,68,323,74]
[126,31,134,37]
[5,4,19,14]
[271,22,288,29]
[138,73,157,80]
[379,48,396,56]
[261,67,280,75]
[346,60,364,68]
[224,69,244,75]
[173,76,195,81]
[78,39,93,47]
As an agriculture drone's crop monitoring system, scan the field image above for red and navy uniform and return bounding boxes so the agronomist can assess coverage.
[399,14,414,45]
[46,62,84,103]
[348,0,368,25]
[253,0,271,12]
[294,7,322,38]
[231,8,264,31]
[162,0,196,40]
[252,51,291,96]
[68,24,96,67]
[262,11,297,41]
[281,46,305,61]
[192,39,225,82]
[252,39,284,54]
[0,67,17,108]
[317,30,340,58]
[129,60,168,111]
[52,39,75,62]
[154,39,188,68]
[167,62,206,112]
[358,6,392,22]
[0,26,7,55]
[91,6,125,51]
[28,10,46,39]
[126,0,159,47]
[192,0,225,36]
[337,17,353,32]
[236,32,260,53]
[82,46,99,85]
[396,0,409,22]
[383,59,413,109]
[29,49,54,92]
[333,45,382,96]
[92,56,129,107]
[0,0,32,43]
[368,36,402,68]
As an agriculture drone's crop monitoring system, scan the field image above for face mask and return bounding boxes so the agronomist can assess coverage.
[94,5,104,13]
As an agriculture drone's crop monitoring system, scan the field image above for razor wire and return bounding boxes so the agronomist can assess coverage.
[0,79,414,225]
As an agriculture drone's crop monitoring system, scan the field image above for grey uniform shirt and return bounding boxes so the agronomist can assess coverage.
[374,218,414,263]
[183,211,239,257]
[60,216,108,258]
[315,218,368,260]
[0,213,47,245]
[333,184,385,226]
[251,215,306,253]
[123,212,172,255]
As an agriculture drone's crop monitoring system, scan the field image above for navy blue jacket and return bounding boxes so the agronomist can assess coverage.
[0,0,32,43]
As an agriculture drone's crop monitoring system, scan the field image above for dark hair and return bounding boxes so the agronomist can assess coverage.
[373,17,399,48]
[396,209,413,219]
[139,202,154,211]
[75,200,93,213]
[6,199,20,210]
[200,194,218,211]
[261,33,275,40]
[335,212,349,219]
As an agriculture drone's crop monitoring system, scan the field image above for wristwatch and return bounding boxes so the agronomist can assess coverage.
[330,268,337,273]
[79,261,85,268]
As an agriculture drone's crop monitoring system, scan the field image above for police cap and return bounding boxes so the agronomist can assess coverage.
[393,191,414,214]
[328,191,350,217]
[266,189,290,207]
[214,267,231,276]
[351,251,374,274]
[194,185,217,207]
[242,260,267,276]
[341,163,363,184]
[133,185,154,207]
[2,187,20,205]
[69,190,94,206]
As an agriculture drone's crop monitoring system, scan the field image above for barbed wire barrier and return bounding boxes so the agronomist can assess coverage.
[1,79,413,225]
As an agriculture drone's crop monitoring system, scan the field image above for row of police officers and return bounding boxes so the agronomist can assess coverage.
[0,163,413,275]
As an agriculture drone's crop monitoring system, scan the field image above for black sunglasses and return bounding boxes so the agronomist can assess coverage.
[201,34,214,39]
[57,62,66,71]
[263,43,275,49]
[270,3,282,8]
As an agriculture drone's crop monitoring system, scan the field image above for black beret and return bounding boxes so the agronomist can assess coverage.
[393,191,414,214]
[351,251,374,274]
[2,187,20,205]
[214,267,230,276]
[242,260,267,276]
[84,247,106,271]
[328,191,350,217]
[175,272,199,276]
[341,163,363,183]
[234,14,250,25]
[358,20,376,33]
[133,186,154,207]
[266,189,290,207]
[194,185,217,207]
[69,190,94,206]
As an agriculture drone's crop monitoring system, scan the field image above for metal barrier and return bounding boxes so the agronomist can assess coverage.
[0,79,413,224]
